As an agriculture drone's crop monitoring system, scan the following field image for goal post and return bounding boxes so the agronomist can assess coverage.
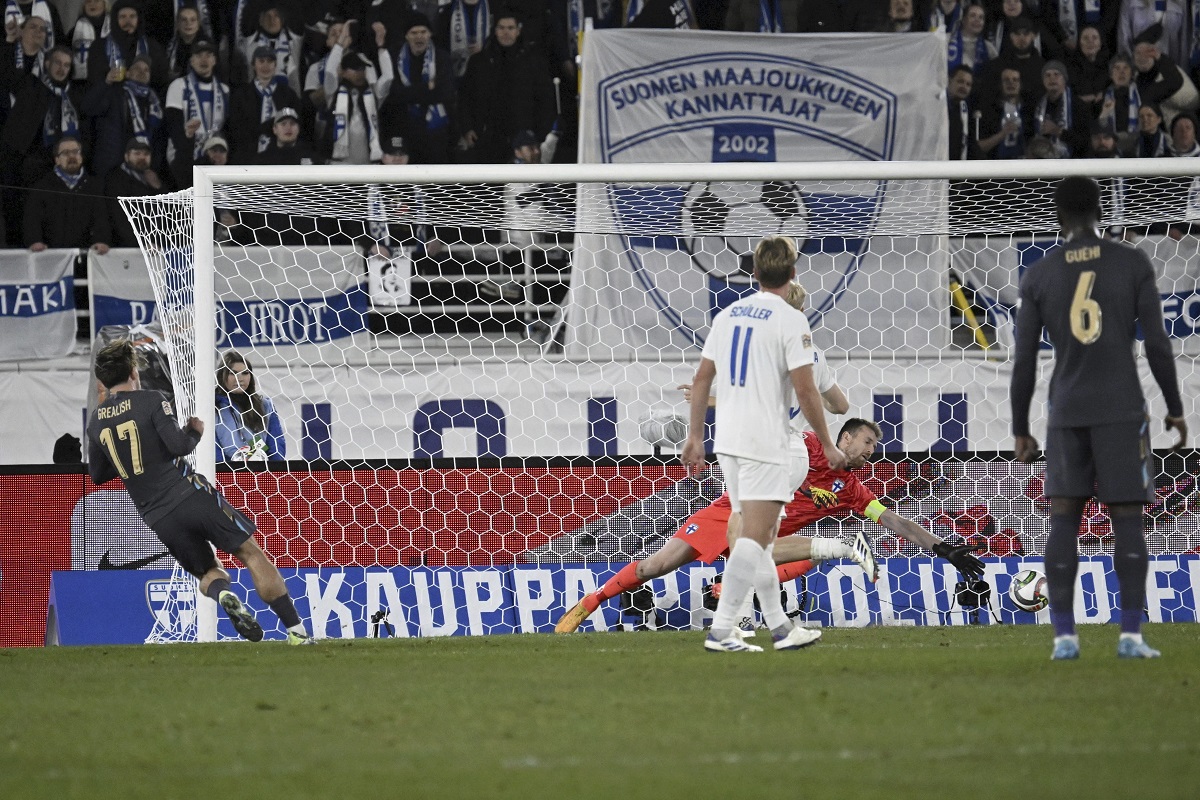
[119,158,1200,640]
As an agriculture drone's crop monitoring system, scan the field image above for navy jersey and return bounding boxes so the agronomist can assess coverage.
[1011,232,1184,435]
[86,390,203,526]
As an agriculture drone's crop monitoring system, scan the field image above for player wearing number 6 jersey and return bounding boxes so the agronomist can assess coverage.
[1011,176,1187,661]
[681,235,845,653]
[86,341,314,645]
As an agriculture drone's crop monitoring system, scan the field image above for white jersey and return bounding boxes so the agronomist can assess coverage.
[788,346,836,451]
[701,291,815,465]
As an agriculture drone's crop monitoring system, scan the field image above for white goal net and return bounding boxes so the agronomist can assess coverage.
[120,159,1200,640]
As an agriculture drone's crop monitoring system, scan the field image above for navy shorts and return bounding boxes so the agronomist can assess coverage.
[1044,418,1154,504]
[152,485,256,578]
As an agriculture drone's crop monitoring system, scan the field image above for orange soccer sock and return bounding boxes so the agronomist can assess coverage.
[776,560,815,583]
[582,561,643,613]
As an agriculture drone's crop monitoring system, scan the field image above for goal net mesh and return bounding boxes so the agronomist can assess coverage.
[120,165,1200,639]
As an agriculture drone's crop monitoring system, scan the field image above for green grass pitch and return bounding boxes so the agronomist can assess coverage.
[2,624,1198,800]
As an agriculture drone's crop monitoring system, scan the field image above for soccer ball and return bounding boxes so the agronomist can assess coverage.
[680,180,808,282]
[1008,569,1048,612]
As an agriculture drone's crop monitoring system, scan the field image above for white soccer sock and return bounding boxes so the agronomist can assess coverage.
[809,538,854,562]
[753,543,791,633]
[711,538,763,641]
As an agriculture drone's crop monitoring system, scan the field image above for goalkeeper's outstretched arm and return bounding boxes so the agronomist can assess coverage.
[876,509,985,579]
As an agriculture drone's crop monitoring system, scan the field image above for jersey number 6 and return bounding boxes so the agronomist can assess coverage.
[1070,270,1101,345]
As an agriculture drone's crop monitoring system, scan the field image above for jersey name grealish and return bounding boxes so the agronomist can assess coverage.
[701,291,816,465]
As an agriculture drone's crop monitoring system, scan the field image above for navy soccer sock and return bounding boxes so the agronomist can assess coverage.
[1110,509,1149,635]
[204,577,232,604]
[1045,512,1080,637]
[264,592,302,629]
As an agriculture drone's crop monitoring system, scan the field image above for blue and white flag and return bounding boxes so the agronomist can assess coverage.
[0,249,76,361]
[566,30,949,359]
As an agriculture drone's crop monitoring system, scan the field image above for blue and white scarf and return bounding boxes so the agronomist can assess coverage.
[124,78,163,142]
[1036,87,1074,133]
[5,0,53,49]
[120,161,148,185]
[256,75,287,151]
[175,0,212,37]
[447,0,490,77]
[758,0,783,32]
[996,101,1025,159]
[13,36,43,75]
[1170,139,1200,156]
[181,70,228,157]
[397,44,448,130]
[947,32,989,72]
[105,32,149,73]
[42,76,77,145]
[625,0,645,23]
[54,165,84,190]
[331,85,382,162]
[929,1,962,34]
[70,11,109,81]
[1103,83,1141,133]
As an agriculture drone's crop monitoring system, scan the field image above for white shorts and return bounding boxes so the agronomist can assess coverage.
[787,448,811,497]
[717,454,792,511]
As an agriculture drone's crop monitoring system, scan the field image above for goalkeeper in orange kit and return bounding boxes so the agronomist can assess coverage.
[555,418,986,633]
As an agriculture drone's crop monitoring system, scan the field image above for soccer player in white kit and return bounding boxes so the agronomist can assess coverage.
[681,235,847,653]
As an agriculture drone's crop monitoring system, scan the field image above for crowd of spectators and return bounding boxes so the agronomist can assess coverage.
[4,0,1200,251]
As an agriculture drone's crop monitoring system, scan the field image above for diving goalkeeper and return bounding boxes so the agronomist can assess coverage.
[556,418,986,633]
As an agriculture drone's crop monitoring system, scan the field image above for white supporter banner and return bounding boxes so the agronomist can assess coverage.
[0,249,76,361]
[565,30,950,359]
[88,245,368,348]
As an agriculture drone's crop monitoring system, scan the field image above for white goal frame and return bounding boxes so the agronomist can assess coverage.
[190,157,1200,482]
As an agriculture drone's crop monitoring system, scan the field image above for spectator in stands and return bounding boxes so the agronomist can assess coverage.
[948,4,996,76]
[0,45,82,187]
[227,45,301,163]
[874,0,923,32]
[1118,5,1186,64]
[626,0,698,29]
[82,54,164,179]
[258,106,319,164]
[0,16,49,102]
[164,37,228,189]
[927,0,964,32]
[978,66,1034,157]
[99,136,165,248]
[437,0,493,79]
[947,65,980,159]
[86,0,168,94]
[1087,116,1120,156]
[1131,101,1170,156]
[1132,28,1199,129]
[1041,0,1117,56]
[457,12,554,165]
[1067,24,1111,114]
[1035,60,1091,156]
[302,15,344,142]
[5,0,64,48]
[321,51,385,165]
[380,14,457,164]
[1098,54,1140,153]
[215,350,287,462]
[23,134,108,252]
[236,0,303,92]
[978,15,1044,106]
[1169,111,1200,156]
[989,0,1061,60]
[70,0,112,84]
[165,4,204,83]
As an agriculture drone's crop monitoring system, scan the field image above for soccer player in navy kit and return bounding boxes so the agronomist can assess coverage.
[1011,177,1188,660]
[87,341,314,645]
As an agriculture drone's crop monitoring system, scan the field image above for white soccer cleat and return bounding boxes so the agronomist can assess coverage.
[772,624,822,651]
[704,633,763,653]
[850,530,879,583]
[733,626,757,640]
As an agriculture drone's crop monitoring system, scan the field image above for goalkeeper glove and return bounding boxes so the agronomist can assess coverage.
[932,540,985,580]
[800,483,838,509]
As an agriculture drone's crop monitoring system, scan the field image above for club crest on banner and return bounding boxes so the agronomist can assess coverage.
[571,32,945,352]
[146,578,197,634]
